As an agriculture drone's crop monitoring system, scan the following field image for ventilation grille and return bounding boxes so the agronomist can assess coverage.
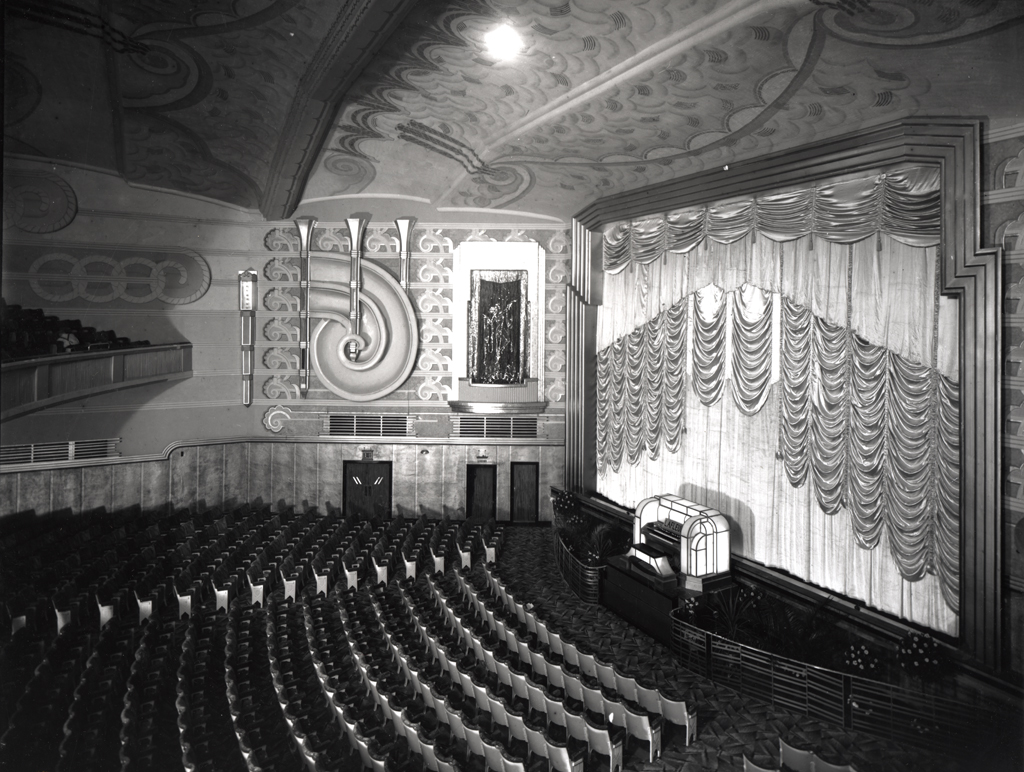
[321,414,413,437]
[454,416,538,439]
[0,439,121,466]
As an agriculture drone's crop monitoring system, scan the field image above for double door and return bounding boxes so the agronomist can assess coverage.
[466,462,538,522]
[343,461,392,520]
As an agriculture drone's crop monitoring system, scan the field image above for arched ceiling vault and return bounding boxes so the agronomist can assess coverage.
[5,0,1022,221]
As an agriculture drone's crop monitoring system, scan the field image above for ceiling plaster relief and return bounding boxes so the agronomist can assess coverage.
[312,0,1024,220]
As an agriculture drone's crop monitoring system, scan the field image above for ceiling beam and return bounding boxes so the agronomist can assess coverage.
[259,0,419,221]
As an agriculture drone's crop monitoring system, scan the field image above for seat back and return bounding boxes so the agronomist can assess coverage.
[581,681,605,717]
[526,680,547,714]
[500,751,526,772]
[447,706,467,742]
[525,724,548,759]
[577,650,598,679]
[564,710,588,744]
[544,691,567,728]
[586,723,623,772]
[464,724,486,759]
[488,693,509,730]
[613,671,638,704]
[546,741,582,772]
[779,738,813,772]
[510,670,529,701]
[623,708,661,763]
[507,711,528,744]
[595,661,616,691]
[496,660,513,689]
[547,629,564,657]
[483,736,504,772]
[562,670,584,703]
[635,682,661,715]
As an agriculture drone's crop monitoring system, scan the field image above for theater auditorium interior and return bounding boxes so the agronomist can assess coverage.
[1,1,1023,771]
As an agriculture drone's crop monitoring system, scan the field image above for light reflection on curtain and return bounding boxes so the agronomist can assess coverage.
[594,166,960,634]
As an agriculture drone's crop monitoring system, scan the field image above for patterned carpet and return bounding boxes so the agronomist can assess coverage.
[491,526,961,772]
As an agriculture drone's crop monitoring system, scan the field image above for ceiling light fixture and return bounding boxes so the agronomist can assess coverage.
[485,24,522,61]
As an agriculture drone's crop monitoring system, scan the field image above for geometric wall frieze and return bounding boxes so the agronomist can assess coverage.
[548,258,570,284]
[414,288,452,314]
[417,376,452,401]
[263,347,301,370]
[265,256,300,282]
[265,287,300,312]
[264,318,300,342]
[263,375,300,400]
[419,317,453,344]
[16,245,211,305]
[417,348,453,371]
[546,377,566,402]
[417,258,454,283]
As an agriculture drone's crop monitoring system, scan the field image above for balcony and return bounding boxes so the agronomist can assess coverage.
[1,343,193,421]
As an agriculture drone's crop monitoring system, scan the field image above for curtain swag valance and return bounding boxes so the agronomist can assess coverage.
[603,167,941,273]
[595,290,959,612]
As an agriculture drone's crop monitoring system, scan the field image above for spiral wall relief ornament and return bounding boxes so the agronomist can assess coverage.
[300,214,418,402]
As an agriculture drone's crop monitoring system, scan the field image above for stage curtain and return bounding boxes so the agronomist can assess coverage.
[594,166,960,634]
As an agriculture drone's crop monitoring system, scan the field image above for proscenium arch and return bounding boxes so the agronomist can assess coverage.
[565,119,1001,669]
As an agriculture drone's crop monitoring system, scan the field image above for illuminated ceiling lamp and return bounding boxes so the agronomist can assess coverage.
[484,24,523,61]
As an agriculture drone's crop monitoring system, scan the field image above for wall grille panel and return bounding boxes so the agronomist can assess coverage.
[320,414,413,438]
[455,416,538,439]
[0,439,121,466]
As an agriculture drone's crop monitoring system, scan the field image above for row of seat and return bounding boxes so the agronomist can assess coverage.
[225,602,308,772]
[0,300,147,360]
[476,563,697,739]
[429,570,655,771]
[0,620,100,770]
[396,575,594,772]
[266,598,351,770]
[56,617,138,771]
[119,613,185,772]
[176,611,246,772]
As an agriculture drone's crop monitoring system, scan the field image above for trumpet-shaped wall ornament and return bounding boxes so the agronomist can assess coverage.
[294,216,317,395]
[306,215,419,401]
[395,217,414,290]
[345,217,367,362]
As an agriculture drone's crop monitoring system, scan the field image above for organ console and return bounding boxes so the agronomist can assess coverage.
[627,494,731,589]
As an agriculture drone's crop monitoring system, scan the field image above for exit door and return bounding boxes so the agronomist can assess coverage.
[466,464,496,521]
[343,461,392,520]
[510,462,538,523]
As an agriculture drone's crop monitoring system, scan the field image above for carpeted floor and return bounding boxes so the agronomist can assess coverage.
[489,525,959,772]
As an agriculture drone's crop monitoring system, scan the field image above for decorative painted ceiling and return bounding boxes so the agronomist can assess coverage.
[4,0,1023,221]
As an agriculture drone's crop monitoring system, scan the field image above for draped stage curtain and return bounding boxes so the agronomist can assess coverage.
[595,168,960,635]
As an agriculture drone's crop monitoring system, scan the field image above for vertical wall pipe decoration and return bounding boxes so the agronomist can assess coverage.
[395,217,414,290]
[238,269,258,406]
[346,217,367,362]
[294,217,317,395]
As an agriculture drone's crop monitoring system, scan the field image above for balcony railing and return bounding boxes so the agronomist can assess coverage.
[1,343,192,421]
[671,611,1013,755]
[552,530,602,605]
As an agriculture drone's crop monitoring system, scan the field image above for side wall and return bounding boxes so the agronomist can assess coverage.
[0,441,564,522]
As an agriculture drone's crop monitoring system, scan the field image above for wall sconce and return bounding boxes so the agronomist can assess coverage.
[420,449,430,455]
[238,269,258,406]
